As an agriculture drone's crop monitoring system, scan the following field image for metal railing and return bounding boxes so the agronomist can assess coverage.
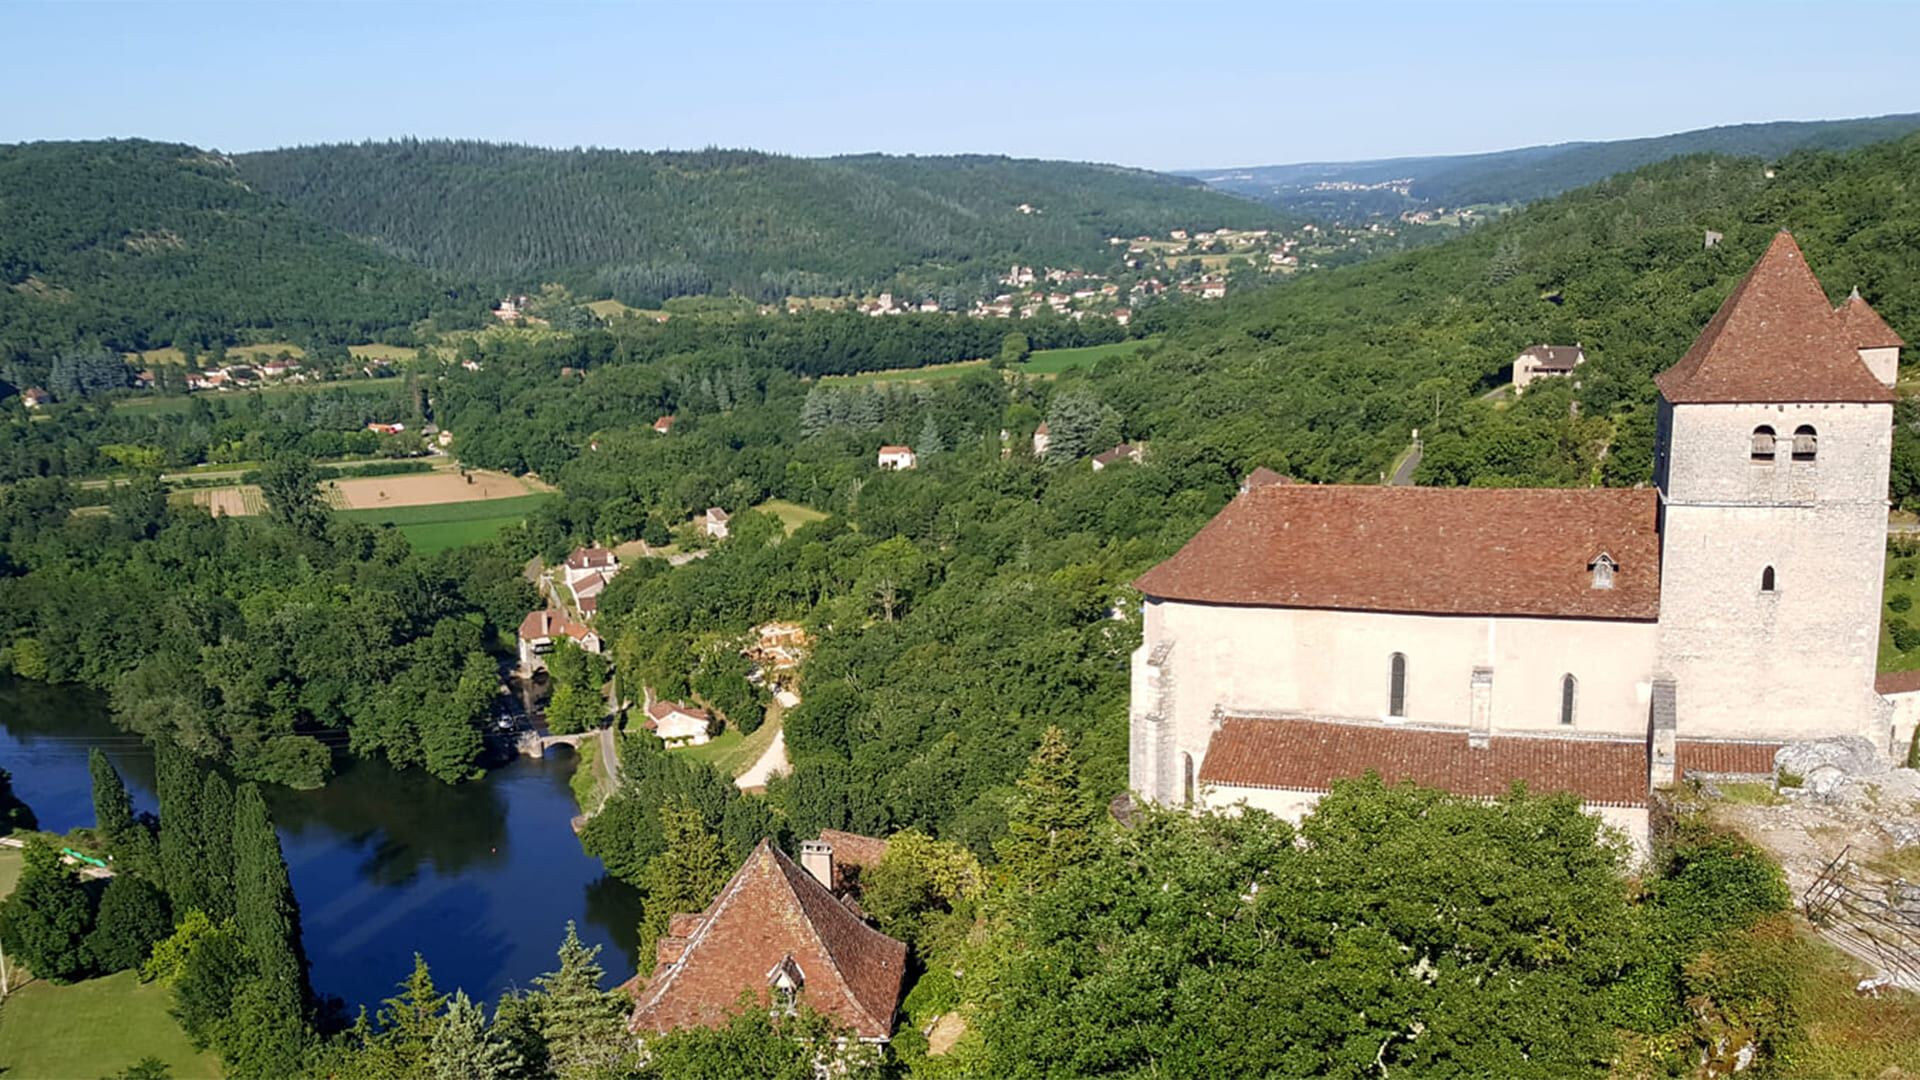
[1803,845,1920,989]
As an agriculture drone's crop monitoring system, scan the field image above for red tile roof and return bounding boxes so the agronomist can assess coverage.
[517,608,595,644]
[1674,739,1781,778]
[1518,345,1585,371]
[816,830,889,874]
[1836,289,1906,349]
[878,445,912,455]
[1876,669,1920,696]
[1134,484,1660,619]
[1654,232,1894,404]
[646,699,712,724]
[654,415,677,432]
[626,840,906,1041]
[566,546,616,570]
[1198,715,1649,808]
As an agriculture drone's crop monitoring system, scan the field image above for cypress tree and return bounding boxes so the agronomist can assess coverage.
[231,783,309,1006]
[156,744,205,914]
[198,771,236,921]
[90,747,136,847]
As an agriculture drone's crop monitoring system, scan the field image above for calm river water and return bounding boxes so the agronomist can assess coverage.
[0,677,642,1010]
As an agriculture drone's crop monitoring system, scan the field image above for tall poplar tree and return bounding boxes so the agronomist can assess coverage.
[198,771,236,921]
[156,744,206,914]
[232,783,309,1007]
[89,748,135,846]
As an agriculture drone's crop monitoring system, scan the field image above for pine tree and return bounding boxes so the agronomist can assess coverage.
[231,783,308,1006]
[430,991,523,1080]
[90,748,136,848]
[197,771,236,921]
[157,744,205,915]
[86,873,173,973]
[915,413,945,458]
[534,923,632,1079]
[994,726,1099,890]
[1043,388,1103,464]
[637,800,731,959]
[377,953,448,1076]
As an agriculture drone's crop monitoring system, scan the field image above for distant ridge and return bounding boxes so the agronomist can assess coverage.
[1184,113,1920,218]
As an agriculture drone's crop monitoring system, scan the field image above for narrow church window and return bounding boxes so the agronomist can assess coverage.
[1792,425,1817,462]
[1761,565,1776,593]
[1560,674,1577,726]
[1751,425,1777,462]
[1389,653,1407,717]
[1182,753,1195,807]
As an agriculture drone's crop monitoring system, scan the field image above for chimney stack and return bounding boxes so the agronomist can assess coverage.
[800,841,834,890]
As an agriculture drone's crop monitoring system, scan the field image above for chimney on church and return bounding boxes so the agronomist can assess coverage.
[800,840,834,889]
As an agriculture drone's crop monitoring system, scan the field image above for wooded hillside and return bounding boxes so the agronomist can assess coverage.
[233,141,1287,302]
[0,140,483,358]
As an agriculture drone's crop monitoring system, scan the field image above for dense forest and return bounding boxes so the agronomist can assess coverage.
[233,141,1290,302]
[1194,112,1920,217]
[0,141,487,360]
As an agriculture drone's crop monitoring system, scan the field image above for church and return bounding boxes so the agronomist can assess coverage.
[1129,232,1911,854]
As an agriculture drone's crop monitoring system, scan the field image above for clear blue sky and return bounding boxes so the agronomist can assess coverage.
[6,1,1917,171]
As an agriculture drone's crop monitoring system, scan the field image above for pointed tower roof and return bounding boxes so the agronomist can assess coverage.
[1836,287,1906,349]
[624,839,906,1041]
[1655,231,1894,404]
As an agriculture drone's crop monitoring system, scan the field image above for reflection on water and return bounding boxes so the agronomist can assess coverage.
[0,678,641,1009]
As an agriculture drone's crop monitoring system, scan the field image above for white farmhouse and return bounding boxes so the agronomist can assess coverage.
[877,445,917,470]
[704,507,730,539]
[1512,344,1586,392]
[1130,233,1908,859]
[646,699,715,747]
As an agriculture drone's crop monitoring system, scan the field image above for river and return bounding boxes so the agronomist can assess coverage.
[0,677,642,1011]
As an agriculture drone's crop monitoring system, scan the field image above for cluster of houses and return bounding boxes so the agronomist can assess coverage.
[185,356,303,391]
[855,292,944,317]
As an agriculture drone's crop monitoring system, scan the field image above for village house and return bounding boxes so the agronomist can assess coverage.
[1129,233,1909,861]
[1512,344,1587,392]
[645,698,716,747]
[877,445,917,470]
[19,387,51,409]
[653,415,676,434]
[564,546,618,591]
[1032,422,1051,458]
[1091,443,1144,471]
[624,836,905,1046]
[1238,466,1293,493]
[366,422,406,435]
[516,609,602,673]
[1113,307,1133,327]
[704,507,730,539]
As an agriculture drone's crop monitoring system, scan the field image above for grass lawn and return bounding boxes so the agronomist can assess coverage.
[567,738,604,813]
[391,516,530,554]
[334,493,554,528]
[1877,537,1920,672]
[115,379,407,415]
[756,499,828,534]
[0,969,223,1079]
[1782,935,1920,1079]
[1017,336,1160,376]
[823,359,989,387]
[679,727,745,771]
[680,710,782,779]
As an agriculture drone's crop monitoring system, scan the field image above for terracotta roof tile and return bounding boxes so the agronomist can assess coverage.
[1519,345,1585,371]
[1674,739,1781,778]
[1198,715,1649,808]
[646,699,711,724]
[1241,466,1293,490]
[1134,485,1660,619]
[627,840,906,1041]
[566,546,617,570]
[517,608,595,644]
[1654,232,1893,404]
[1837,290,1905,349]
[1877,669,1920,696]
[816,829,889,872]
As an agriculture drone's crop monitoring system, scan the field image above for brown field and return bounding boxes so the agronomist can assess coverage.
[322,469,539,510]
[192,486,264,517]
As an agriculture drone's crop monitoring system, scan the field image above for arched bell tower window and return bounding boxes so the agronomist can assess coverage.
[1388,653,1407,718]
[1750,425,1777,462]
[1791,425,1817,462]
[1761,565,1777,593]
[1559,674,1577,726]
[1182,753,1195,807]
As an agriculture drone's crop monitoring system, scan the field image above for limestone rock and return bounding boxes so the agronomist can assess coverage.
[1775,737,1886,795]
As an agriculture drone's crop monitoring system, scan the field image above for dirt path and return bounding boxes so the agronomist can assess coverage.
[734,727,789,790]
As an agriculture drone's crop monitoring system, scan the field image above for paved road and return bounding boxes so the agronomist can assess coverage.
[1389,444,1422,486]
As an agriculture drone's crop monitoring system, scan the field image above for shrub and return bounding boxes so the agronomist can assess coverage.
[1890,592,1913,613]
[1891,617,1920,653]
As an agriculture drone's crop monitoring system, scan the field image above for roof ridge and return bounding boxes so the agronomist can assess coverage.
[631,838,767,1019]
[767,845,886,1036]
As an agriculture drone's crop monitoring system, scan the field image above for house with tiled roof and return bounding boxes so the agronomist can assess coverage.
[517,609,602,673]
[704,507,730,539]
[1511,344,1585,392]
[876,446,916,471]
[645,698,715,746]
[563,547,618,591]
[1130,233,1910,857]
[19,387,51,409]
[625,839,907,1044]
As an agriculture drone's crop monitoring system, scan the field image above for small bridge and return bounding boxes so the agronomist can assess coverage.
[516,729,599,758]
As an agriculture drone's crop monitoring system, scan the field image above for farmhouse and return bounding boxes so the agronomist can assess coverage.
[366,422,406,435]
[1032,422,1050,458]
[645,698,715,746]
[20,387,51,408]
[517,609,602,673]
[1091,443,1144,471]
[564,546,618,590]
[1130,233,1909,858]
[1512,344,1587,392]
[653,415,677,434]
[624,837,906,1045]
[877,446,917,470]
[704,507,730,539]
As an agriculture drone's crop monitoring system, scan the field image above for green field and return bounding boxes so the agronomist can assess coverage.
[755,499,828,534]
[334,493,553,554]
[115,378,408,415]
[0,970,222,1079]
[823,359,989,387]
[1880,537,1920,672]
[1018,336,1160,375]
[679,712,781,779]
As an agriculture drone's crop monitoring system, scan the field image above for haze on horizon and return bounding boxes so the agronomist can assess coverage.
[7,1,1918,172]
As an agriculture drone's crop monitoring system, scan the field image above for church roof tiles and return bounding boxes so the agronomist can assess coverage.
[1133,485,1660,620]
[1198,715,1650,808]
[1837,289,1906,349]
[1654,231,1895,404]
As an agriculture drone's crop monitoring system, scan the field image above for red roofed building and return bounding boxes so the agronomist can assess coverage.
[517,609,602,673]
[625,839,907,1044]
[653,415,677,434]
[1131,233,1908,859]
[644,698,714,747]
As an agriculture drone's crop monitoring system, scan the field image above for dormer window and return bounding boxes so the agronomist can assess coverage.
[1751,425,1777,462]
[767,955,804,1015]
[1589,553,1617,590]
[1792,425,1817,462]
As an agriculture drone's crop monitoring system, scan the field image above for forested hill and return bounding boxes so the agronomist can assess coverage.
[0,140,483,357]
[1124,133,1920,491]
[1188,112,1920,218]
[232,141,1287,302]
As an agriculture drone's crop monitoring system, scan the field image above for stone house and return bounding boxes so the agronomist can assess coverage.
[704,507,730,539]
[1511,344,1586,392]
[516,609,602,673]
